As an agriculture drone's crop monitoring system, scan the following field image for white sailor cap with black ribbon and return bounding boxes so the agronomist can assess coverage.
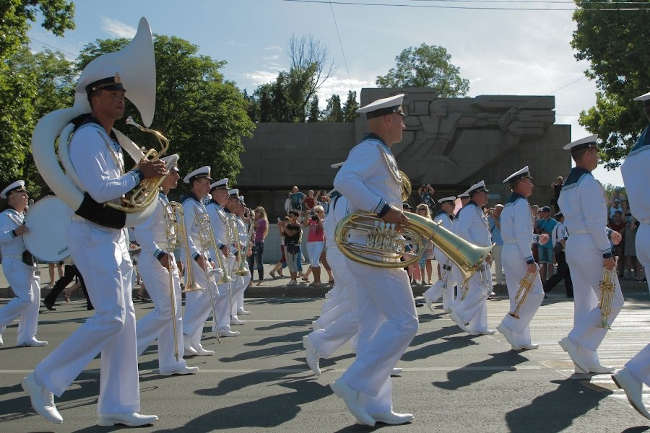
[161,154,179,172]
[458,190,470,199]
[562,134,598,151]
[1,180,26,199]
[183,166,212,184]
[228,188,239,197]
[634,91,650,102]
[357,94,405,119]
[466,180,488,196]
[438,195,456,204]
[210,178,228,192]
[503,166,532,185]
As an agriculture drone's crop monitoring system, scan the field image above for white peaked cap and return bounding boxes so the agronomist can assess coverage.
[228,188,239,196]
[634,91,650,102]
[357,94,405,118]
[503,165,531,184]
[183,166,211,184]
[161,154,179,171]
[458,190,470,198]
[210,178,228,191]
[562,134,598,151]
[1,180,25,199]
[438,196,457,203]
[467,180,488,195]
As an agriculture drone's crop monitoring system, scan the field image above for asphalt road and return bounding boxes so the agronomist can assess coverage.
[1,291,649,433]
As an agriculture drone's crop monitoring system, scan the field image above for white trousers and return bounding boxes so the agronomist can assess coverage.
[341,261,418,404]
[309,246,358,358]
[498,245,544,346]
[423,261,455,310]
[306,241,324,267]
[136,254,186,371]
[34,222,140,415]
[214,255,235,330]
[231,272,250,317]
[566,235,624,351]
[624,224,650,386]
[454,264,490,333]
[183,257,219,347]
[0,257,40,343]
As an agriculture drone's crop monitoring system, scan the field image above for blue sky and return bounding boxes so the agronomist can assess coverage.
[28,0,626,185]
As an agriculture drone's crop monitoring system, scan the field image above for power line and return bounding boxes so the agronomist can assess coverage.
[406,0,647,4]
[283,0,650,11]
[329,1,351,77]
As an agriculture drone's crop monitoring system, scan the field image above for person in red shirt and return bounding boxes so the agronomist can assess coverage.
[305,205,326,286]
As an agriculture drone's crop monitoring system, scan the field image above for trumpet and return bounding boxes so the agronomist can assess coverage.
[229,215,250,277]
[164,201,181,361]
[107,116,169,213]
[196,212,231,284]
[509,271,536,319]
[599,267,616,329]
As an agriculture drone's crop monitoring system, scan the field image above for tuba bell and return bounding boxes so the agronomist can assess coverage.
[31,17,159,229]
[335,211,492,283]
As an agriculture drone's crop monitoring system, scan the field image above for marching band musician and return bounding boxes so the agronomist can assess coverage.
[205,180,239,338]
[231,194,252,321]
[611,91,650,419]
[423,195,457,312]
[557,135,624,375]
[496,166,546,351]
[332,94,417,427]
[0,180,46,347]
[181,166,223,356]
[23,65,165,425]
[134,155,198,375]
[450,181,495,336]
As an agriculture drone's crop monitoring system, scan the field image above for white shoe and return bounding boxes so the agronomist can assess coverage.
[471,329,496,336]
[520,343,539,351]
[559,337,588,373]
[218,329,240,337]
[450,311,468,332]
[193,344,215,356]
[391,367,403,376]
[330,379,375,426]
[371,410,414,425]
[97,412,159,427]
[0,333,3,346]
[230,317,246,325]
[22,374,63,424]
[183,344,198,357]
[18,338,48,347]
[497,325,521,351]
[159,365,199,376]
[425,299,434,312]
[302,336,321,376]
[612,369,650,419]
[587,364,615,374]
[237,308,251,316]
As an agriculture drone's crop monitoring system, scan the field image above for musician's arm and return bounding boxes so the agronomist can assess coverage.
[0,215,17,242]
[581,179,613,258]
[181,201,201,261]
[514,202,536,264]
[70,128,140,203]
[334,144,386,215]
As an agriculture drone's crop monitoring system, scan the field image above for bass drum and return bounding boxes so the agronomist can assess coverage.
[23,196,73,263]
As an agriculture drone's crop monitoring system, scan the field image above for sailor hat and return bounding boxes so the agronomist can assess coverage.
[562,135,598,151]
[467,180,488,195]
[161,154,179,172]
[357,94,405,119]
[541,205,551,212]
[1,180,26,199]
[183,166,212,184]
[210,178,228,192]
[634,91,650,102]
[503,166,532,184]
[438,196,456,204]
[228,188,239,197]
[458,190,470,199]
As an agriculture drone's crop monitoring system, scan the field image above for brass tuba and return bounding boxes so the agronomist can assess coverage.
[335,211,492,283]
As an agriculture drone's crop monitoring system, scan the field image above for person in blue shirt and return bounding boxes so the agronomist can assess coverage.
[535,206,557,282]
[488,204,505,287]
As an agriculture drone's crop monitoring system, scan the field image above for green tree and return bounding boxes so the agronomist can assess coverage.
[77,35,255,184]
[0,0,75,191]
[376,43,469,97]
[571,1,650,168]
[342,90,359,122]
[307,96,320,122]
[323,94,343,122]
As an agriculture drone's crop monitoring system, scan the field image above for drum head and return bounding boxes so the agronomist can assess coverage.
[24,196,73,263]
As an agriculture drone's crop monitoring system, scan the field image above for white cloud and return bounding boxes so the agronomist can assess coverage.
[101,17,136,38]
[264,45,282,51]
[316,75,375,105]
[245,70,279,86]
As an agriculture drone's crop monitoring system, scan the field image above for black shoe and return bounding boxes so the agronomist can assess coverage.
[44,302,56,311]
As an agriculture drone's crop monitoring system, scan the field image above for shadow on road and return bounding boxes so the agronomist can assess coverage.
[505,379,614,433]
[402,333,478,362]
[433,350,528,390]
[255,318,316,331]
[245,329,309,346]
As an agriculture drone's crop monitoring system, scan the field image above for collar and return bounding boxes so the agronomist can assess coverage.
[563,167,591,187]
[507,192,526,204]
[631,125,650,152]
[364,133,392,153]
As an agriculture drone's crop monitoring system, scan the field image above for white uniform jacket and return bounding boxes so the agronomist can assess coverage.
[0,209,29,260]
[622,134,650,224]
[134,192,175,259]
[333,134,402,214]
[206,201,230,249]
[181,194,209,261]
[454,202,492,248]
[500,193,536,263]
[433,211,454,267]
[557,168,612,258]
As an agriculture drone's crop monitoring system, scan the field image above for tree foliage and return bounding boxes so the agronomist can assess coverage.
[342,90,359,122]
[376,43,469,97]
[77,35,255,184]
[323,94,343,122]
[308,96,320,122]
[571,1,650,168]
